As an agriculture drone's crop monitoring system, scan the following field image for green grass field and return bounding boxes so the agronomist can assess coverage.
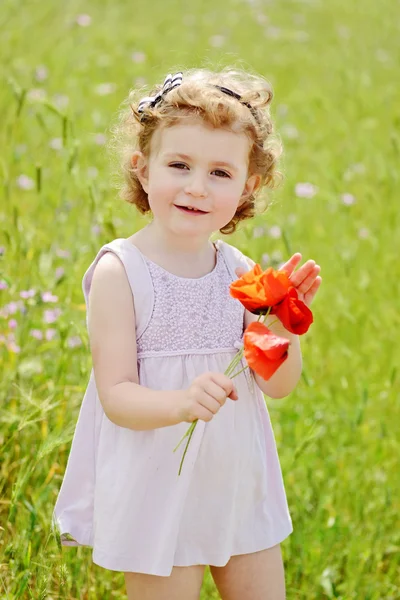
[1,0,399,597]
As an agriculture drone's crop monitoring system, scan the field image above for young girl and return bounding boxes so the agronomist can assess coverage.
[53,68,321,600]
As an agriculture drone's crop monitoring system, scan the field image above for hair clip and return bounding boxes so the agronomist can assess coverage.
[137,72,183,114]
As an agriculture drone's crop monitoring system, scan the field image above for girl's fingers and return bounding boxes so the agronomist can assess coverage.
[280,253,302,276]
[309,276,322,293]
[296,265,321,292]
[303,277,322,305]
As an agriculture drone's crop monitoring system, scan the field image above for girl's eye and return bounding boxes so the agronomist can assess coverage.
[169,163,188,170]
[212,170,230,178]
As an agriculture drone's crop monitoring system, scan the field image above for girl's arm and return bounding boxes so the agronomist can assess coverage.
[244,308,303,399]
[88,252,185,430]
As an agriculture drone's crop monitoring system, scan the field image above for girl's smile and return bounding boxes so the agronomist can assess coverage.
[174,205,209,215]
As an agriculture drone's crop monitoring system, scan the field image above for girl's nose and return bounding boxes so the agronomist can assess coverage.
[184,174,208,198]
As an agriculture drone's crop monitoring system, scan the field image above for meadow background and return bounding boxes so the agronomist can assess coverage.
[1,0,399,597]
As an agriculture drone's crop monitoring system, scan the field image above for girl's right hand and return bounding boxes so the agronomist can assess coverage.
[179,372,238,424]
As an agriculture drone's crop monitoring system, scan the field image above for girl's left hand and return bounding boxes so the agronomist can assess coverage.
[278,253,322,307]
[235,253,322,308]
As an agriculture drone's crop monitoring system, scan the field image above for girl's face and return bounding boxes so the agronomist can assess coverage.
[132,119,260,241]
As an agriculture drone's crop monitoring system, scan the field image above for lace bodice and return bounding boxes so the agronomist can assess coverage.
[136,247,244,357]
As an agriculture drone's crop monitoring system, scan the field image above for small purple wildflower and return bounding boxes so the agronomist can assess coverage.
[0,280,8,290]
[6,302,19,315]
[27,88,47,102]
[209,35,225,47]
[0,303,21,318]
[269,225,282,239]
[131,51,146,63]
[343,163,365,181]
[252,226,266,239]
[8,341,21,353]
[56,249,71,259]
[67,336,82,348]
[95,83,116,96]
[276,104,288,118]
[46,328,57,341]
[30,329,44,340]
[76,14,92,26]
[17,175,35,191]
[295,182,317,198]
[35,65,48,82]
[41,291,59,303]
[43,308,62,324]
[94,133,106,145]
[53,94,69,110]
[341,193,356,206]
[261,253,270,265]
[87,167,99,179]
[49,138,63,150]
[8,319,18,329]
[20,289,36,299]
[281,124,299,139]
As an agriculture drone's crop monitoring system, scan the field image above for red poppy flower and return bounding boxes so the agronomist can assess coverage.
[230,264,291,314]
[243,321,290,380]
[272,287,313,335]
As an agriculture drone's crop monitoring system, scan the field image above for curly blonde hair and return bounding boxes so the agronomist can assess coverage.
[109,67,283,235]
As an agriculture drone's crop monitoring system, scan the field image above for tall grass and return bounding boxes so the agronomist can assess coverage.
[1,0,399,597]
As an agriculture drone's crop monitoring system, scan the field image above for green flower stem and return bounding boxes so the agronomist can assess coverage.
[173,420,197,453]
[230,364,249,378]
[225,351,243,376]
[174,306,274,474]
[262,306,272,320]
[267,317,279,328]
[177,419,197,476]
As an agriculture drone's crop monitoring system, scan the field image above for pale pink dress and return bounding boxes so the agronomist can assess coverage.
[52,237,293,576]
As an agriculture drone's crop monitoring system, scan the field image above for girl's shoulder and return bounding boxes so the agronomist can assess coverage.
[82,238,146,291]
[81,237,154,338]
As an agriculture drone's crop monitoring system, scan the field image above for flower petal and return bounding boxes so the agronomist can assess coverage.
[272,288,313,334]
[261,267,291,304]
[230,264,291,314]
[243,321,290,380]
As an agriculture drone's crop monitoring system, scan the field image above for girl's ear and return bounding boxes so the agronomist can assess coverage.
[240,173,262,204]
[131,151,149,193]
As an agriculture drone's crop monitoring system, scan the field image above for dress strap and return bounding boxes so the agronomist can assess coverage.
[215,239,253,280]
[81,238,154,340]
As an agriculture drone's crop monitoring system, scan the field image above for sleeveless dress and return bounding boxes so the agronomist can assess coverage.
[52,237,293,576]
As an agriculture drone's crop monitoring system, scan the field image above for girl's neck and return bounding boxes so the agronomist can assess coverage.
[137,222,215,259]
[128,222,218,277]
